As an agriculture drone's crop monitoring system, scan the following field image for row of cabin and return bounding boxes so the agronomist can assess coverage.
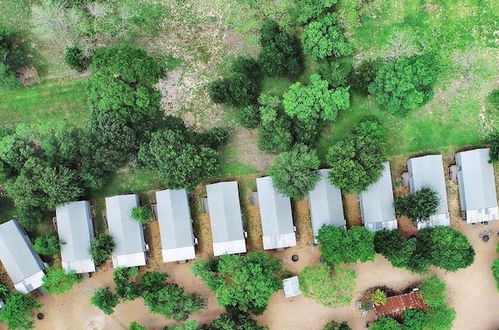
[0,149,496,295]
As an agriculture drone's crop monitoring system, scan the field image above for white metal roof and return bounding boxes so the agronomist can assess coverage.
[283,276,301,297]
[105,195,146,268]
[56,201,96,273]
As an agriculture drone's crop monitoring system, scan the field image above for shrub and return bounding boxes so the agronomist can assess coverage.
[114,267,141,301]
[205,309,265,330]
[323,320,351,330]
[237,105,261,129]
[64,47,91,72]
[420,275,446,308]
[129,321,147,330]
[485,129,499,163]
[292,0,337,23]
[0,62,21,90]
[90,287,119,315]
[90,234,115,266]
[425,306,456,330]
[402,308,427,330]
[370,316,402,330]
[317,59,353,88]
[350,60,376,95]
[488,89,499,109]
[131,206,153,224]
[492,258,499,291]
[268,144,320,199]
[394,187,439,223]
[0,291,41,329]
[42,267,81,294]
[34,234,60,256]
[371,289,387,306]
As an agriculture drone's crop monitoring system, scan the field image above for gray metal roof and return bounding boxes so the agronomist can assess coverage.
[456,148,498,222]
[283,276,301,297]
[407,155,450,227]
[0,220,45,291]
[256,176,296,250]
[156,189,196,262]
[105,195,146,265]
[309,169,346,239]
[56,201,95,273]
[359,162,397,231]
[206,182,246,255]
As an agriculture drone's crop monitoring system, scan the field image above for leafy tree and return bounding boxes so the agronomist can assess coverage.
[317,226,375,266]
[402,308,427,330]
[34,234,60,256]
[0,283,8,301]
[323,320,351,330]
[64,47,91,72]
[301,14,352,60]
[192,252,284,314]
[165,320,199,330]
[0,291,41,329]
[485,129,499,163]
[237,105,261,129]
[42,267,81,294]
[420,275,446,308]
[370,316,402,330]
[114,267,141,301]
[374,230,417,270]
[299,264,356,308]
[492,258,499,291]
[129,321,147,330]
[0,62,20,90]
[425,306,456,330]
[368,54,439,116]
[317,59,353,88]
[90,233,115,266]
[268,145,320,199]
[204,309,265,330]
[283,74,350,121]
[488,89,499,109]
[131,206,153,224]
[257,94,294,153]
[350,60,376,95]
[90,287,119,315]
[258,20,302,77]
[371,289,387,306]
[0,24,30,77]
[326,119,386,194]
[292,0,337,23]
[394,187,439,223]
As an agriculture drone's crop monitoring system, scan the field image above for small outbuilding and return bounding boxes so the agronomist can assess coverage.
[256,176,297,250]
[206,181,247,256]
[105,194,147,268]
[0,220,45,293]
[156,189,196,263]
[56,201,96,274]
[455,148,498,223]
[359,162,398,231]
[308,169,346,243]
[407,155,450,229]
[283,276,301,298]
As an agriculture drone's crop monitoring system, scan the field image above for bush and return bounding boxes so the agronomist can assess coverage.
[368,54,439,116]
[420,275,446,308]
[0,62,21,90]
[492,258,499,291]
[114,267,141,301]
[323,321,351,330]
[34,234,60,256]
[292,0,337,23]
[64,47,91,72]
[90,234,115,266]
[129,322,147,330]
[488,89,499,109]
[237,105,261,129]
[371,289,387,306]
[205,309,265,330]
[370,316,402,330]
[317,59,353,88]
[299,264,356,308]
[485,129,499,163]
[268,144,320,199]
[90,287,119,315]
[402,308,427,330]
[394,187,439,223]
[131,206,153,224]
[42,267,81,294]
[350,60,376,95]
[425,306,456,330]
[0,291,41,329]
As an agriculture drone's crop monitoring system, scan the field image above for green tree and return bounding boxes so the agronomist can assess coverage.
[317,59,353,88]
[317,226,375,266]
[256,94,294,153]
[323,320,351,330]
[419,275,446,308]
[0,291,41,330]
[129,321,147,330]
[0,62,20,90]
[299,264,356,308]
[370,316,402,330]
[350,60,376,95]
[326,119,386,194]
[371,289,387,306]
[90,287,119,315]
[394,187,439,223]
[425,306,456,330]
[192,252,284,314]
[268,145,320,199]
[292,0,336,23]
[301,14,352,60]
[131,206,153,224]
[374,230,418,270]
[283,74,350,121]
[492,258,499,291]
[237,105,261,129]
[113,267,141,301]
[485,129,499,163]
[165,320,199,330]
[33,234,60,256]
[402,308,427,330]
[64,47,91,72]
[42,267,81,294]
[90,234,115,266]
[368,54,439,116]
[204,309,265,330]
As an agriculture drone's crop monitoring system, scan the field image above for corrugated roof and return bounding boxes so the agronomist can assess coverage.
[374,292,427,318]
[309,169,346,240]
[257,176,296,250]
[0,220,45,292]
[206,182,246,256]
[56,201,95,273]
[359,162,397,231]
[407,155,450,227]
[156,189,196,262]
[105,195,146,267]
[283,276,301,297]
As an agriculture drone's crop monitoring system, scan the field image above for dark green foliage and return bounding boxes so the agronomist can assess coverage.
[401,308,427,330]
[0,25,30,89]
[374,230,424,271]
[0,62,20,90]
[141,271,168,292]
[420,275,446,308]
[34,234,60,256]
[192,252,284,314]
[129,321,147,330]
[90,234,115,266]
[114,267,141,301]
[88,46,164,123]
[131,206,153,224]
[317,226,375,266]
[90,287,119,315]
[350,60,377,95]
[42,267,81,294]
[425,306,456,330]
[370,316,402,330]
[258,20,302,77]
[492,258,499,291]
[485,129,499,163]
[317,59,353,88]
[0,283,8,301]
[292,0,337,24]
[488,89,499,109]
[268,144,320,199]
[237,105,261,129]
[301,14,352,61]
[199,127,230,150]
[394,187,439,223]
[64,47,91,72]
[323,320,351,330]
[203,308,265,330]
[368,54,439,116]
[256,93,294,153]
[326,119,386,194]
[165,320,199,330]
[0,291,41,329]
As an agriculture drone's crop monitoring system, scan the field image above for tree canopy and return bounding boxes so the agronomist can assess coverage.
[90,233,115,267]
[42,267,81,294]
[419,275,447,308]
[203,309,266,330]
[292,0,337,24]
[90,287,119,315]
[0,291,41,330]
[33,234,60,256]
[394,187,439,224]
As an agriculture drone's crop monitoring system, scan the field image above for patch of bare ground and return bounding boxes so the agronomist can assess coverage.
[238,174,263,252]
[231,127,275,172]
[292,199,314,246]
[343,194,362,227]
[191,185,214,259]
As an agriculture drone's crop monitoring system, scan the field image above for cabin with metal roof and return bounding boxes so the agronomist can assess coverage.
[256,176,296,250]
[359,162,397,231]
[0,220,45,293]
[56,201,95,274]
[455,148,498,223]
[309,169,346,243]
[105,194,147,268]
[205,182,247,256]
[283,276,301,298]
[407,155,450,229]
[156,189,196,263]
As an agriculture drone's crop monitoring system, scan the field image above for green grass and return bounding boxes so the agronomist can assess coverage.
[0,79,89,127]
